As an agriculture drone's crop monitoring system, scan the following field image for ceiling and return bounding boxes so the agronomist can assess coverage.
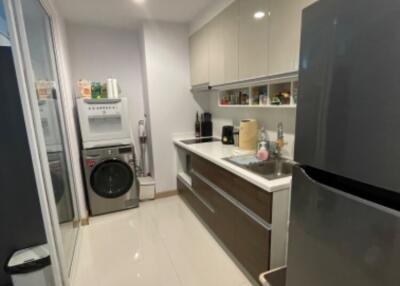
[55,0,223,30]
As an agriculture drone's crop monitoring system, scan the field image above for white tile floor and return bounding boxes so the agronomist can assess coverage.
[72,196,253,286]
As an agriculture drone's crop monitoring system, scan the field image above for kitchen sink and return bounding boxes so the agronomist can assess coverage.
[224,155,296,180]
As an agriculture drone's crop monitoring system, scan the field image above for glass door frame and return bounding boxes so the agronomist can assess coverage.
[32,0,81,271]
[4,0,80,284]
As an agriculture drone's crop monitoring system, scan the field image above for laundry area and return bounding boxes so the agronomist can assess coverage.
[78,98,141,216]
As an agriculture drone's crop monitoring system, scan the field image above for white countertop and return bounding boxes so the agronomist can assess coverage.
[174,138,292,193]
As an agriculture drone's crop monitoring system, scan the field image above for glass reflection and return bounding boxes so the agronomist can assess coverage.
[20,0,78,272]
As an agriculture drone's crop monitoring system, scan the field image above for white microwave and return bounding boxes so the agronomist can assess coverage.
[77,98,132,149]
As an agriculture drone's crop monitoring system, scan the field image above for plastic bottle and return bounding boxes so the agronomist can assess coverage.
[257,127,269,161]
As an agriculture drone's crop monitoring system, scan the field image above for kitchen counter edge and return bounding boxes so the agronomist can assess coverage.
[173,139,292,193]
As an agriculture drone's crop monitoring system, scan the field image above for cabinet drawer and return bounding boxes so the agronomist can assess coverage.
[235,209,271,280]
[191,174,215,211]
[187,173,272,282]
[213,189,237,252]
[192,154,273,223]
[177,178,214,227]
[192,174,236,250]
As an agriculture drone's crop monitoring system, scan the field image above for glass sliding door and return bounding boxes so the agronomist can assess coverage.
[10,0,79,275]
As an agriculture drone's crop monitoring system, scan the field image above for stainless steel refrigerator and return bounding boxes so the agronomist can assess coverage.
[287,0,400,285]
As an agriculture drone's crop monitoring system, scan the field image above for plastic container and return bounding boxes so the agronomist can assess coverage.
[91,82,102,99]
[138,176,156,201]
[77,79,91,98]
[5,244,55,286]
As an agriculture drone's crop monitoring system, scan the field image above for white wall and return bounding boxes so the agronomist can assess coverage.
[141,21,207,193]
[210,92,297,159]
[66,23,146,152]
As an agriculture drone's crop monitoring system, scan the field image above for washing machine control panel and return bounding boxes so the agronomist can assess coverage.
[85,147,135,169]
[107,149,119,156]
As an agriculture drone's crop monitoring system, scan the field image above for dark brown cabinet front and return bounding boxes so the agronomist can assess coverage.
[192,154,273,224]
[191,174,216,229]
[177,179,214,227]
[235,208,271,279]
[212,189,237,252]
[178,154,272,282]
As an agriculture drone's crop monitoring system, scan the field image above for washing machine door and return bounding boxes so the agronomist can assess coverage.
[90,159,134,199]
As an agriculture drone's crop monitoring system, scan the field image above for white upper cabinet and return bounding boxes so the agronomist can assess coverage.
[268,0,317,75]
[189,0,316,86]
[209,15,224,86]
[222,1,240,84]
[209,1,240,86]
[238,0,269,80]
[189,25,209,86]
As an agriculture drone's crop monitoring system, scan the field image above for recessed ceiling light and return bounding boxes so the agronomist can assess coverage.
[133,0,146,4]
[254,11,266,19]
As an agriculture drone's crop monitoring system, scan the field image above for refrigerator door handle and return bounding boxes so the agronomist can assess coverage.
[297,166,400,214]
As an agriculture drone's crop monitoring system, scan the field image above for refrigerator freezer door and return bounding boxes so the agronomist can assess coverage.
[286,166,400,286]
[295,0,400,192]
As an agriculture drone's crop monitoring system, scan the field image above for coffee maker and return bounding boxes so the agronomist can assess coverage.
[221,126,234,145]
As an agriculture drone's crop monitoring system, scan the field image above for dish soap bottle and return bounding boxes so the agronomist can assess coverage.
[257,127,269,161]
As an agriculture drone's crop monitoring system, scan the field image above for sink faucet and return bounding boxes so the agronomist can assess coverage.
[276,122,285,156]
[268,122,285,158]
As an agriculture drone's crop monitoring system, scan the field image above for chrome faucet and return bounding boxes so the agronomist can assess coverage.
[267,122,285,158]
[277,122,284,142]
[276,122,284,156]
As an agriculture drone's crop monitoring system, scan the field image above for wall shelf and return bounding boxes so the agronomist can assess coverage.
[217,74,298,109]
[218,104,297,109]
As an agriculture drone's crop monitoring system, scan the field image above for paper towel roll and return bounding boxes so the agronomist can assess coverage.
[112,79,119,99]
[239,119,258,151]
[106,78,114,99]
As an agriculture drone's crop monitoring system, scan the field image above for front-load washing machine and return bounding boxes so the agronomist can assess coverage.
[82,145,139,216]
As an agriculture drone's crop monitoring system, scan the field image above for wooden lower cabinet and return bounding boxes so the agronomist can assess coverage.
[234,209,271,279]
[191,174,236,250]
[213,190,237,252]
[177,178,214,227]
[179,173,271,282]
[192,154,273,224]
